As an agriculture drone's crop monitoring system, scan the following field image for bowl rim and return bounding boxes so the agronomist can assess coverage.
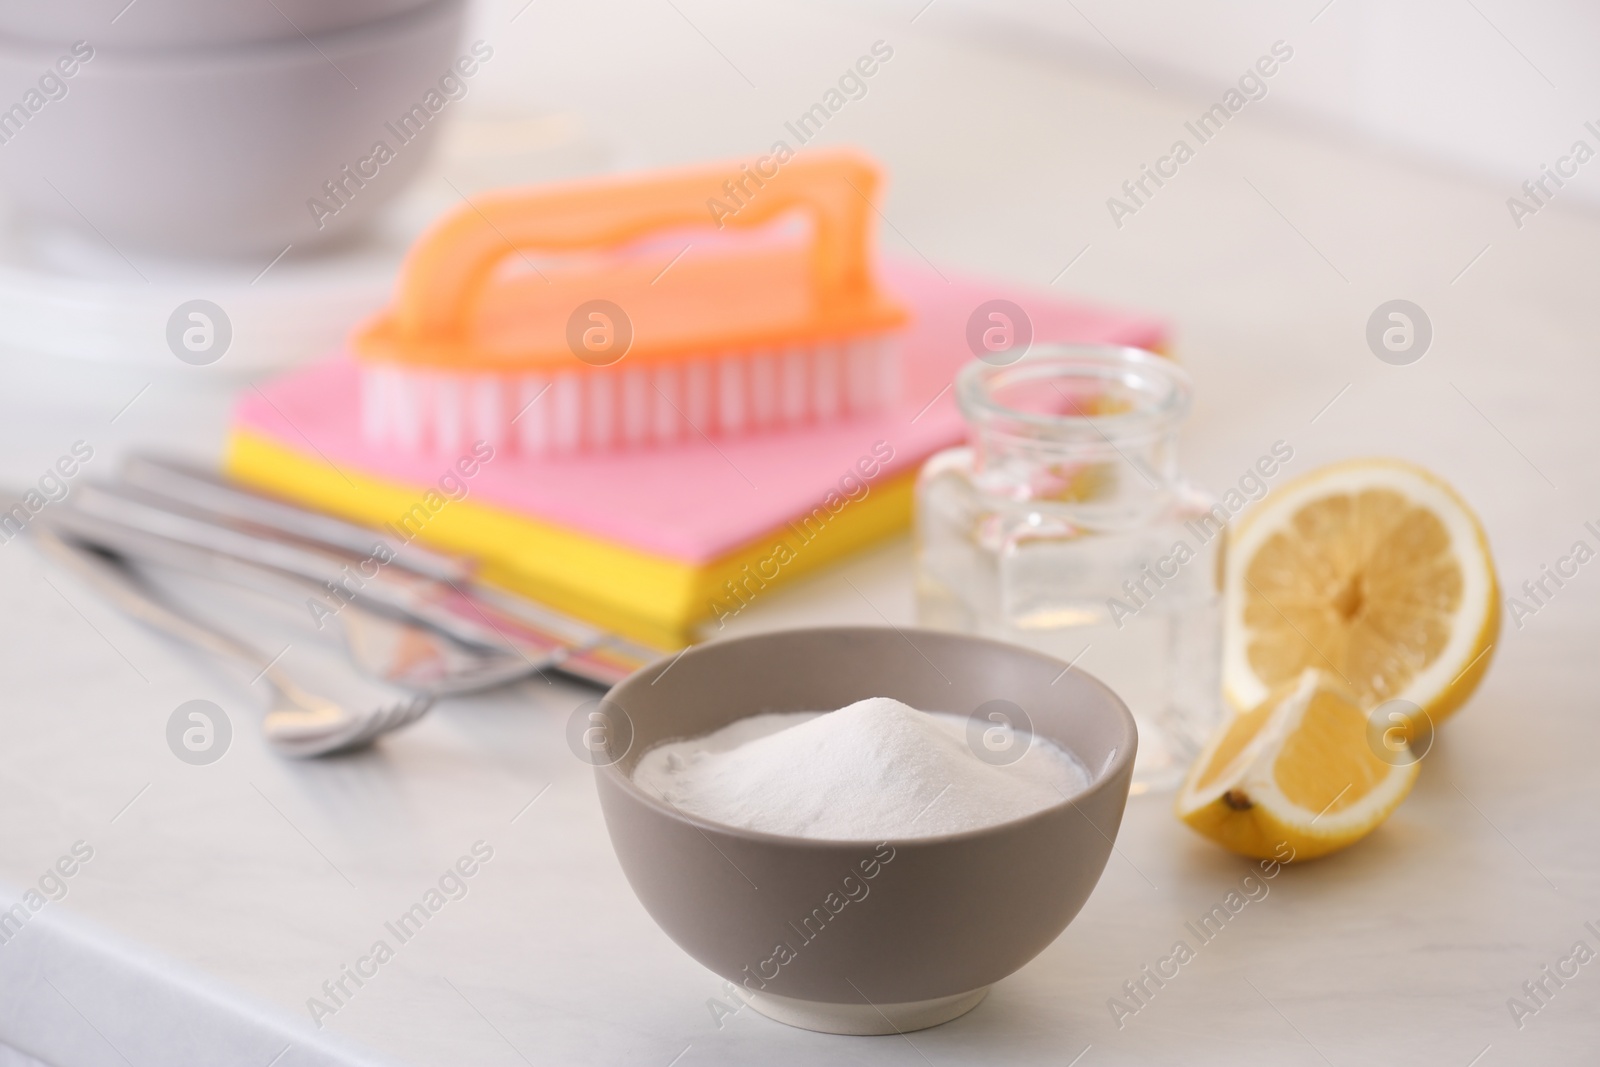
[597,625,1139,849]
[0,0,465,68]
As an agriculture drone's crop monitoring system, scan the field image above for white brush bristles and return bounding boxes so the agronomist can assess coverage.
[550,373,582,455]
[651,364,681,445]
[470,376,505,452]
[780,349,808,425]
[749,352,778,428]
[515,375,549,455]
[683,360,712,436]
[357,336,902,457]
[621,368,650,447]
[717,357,746,435]
[433,374,463,455]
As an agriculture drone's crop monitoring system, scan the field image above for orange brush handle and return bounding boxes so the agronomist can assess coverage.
[395,148,884,344]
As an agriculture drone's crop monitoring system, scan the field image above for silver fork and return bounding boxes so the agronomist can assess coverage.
[35,526,432,758]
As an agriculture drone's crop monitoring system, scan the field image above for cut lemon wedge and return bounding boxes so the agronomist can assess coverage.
[1222,458,1498,724]
[1176,670,1419,860]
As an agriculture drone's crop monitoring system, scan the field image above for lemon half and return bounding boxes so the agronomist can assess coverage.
[1221,458,1499,724]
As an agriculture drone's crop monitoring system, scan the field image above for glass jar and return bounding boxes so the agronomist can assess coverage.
[915,345,1222,794]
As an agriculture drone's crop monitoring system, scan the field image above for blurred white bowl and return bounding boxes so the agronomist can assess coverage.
[0,0,468,256]
[0,0,436,49]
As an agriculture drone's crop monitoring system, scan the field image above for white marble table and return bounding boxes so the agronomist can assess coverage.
[3,1,1599,1063]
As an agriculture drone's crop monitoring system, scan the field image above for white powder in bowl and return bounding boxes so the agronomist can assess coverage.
[631,696,1092,840]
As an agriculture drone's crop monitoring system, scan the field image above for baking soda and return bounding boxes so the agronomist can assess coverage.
[631,696,1091,840]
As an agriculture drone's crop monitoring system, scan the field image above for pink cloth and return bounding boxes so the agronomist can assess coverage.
[234,260,1166,564]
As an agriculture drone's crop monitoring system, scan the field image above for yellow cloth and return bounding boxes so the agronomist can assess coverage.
[225,430,916,649]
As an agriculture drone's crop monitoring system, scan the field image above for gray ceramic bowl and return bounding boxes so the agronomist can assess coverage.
[594,626,1137,1035]
[0,0,466,256]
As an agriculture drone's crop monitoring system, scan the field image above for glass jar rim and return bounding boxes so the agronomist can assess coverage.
[955,344,1192,444]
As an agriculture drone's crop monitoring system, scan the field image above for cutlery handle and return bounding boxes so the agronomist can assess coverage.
[33,526,275,679]
[42,504,324,602]
[46,495,512,655]
[77,481,368,584]
[120,454,471,583]
[67,474,662,688]
[70,484,515,651]
[36,525,438,760]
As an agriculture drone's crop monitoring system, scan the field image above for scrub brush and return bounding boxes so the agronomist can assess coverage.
[355,148,910,456]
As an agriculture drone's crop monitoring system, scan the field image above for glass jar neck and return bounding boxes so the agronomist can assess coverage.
[956,345,1191,506]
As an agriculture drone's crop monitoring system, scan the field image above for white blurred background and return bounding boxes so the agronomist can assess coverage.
[1,0,1594,577]
[930,0,1600,205]
[459,0,1600,205]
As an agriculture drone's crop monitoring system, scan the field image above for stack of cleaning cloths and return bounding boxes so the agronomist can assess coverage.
[227,150,1165,648]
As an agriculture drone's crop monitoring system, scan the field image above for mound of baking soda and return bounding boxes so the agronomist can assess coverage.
[631,696,1091,840]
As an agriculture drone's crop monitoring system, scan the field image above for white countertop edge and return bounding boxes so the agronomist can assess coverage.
[0,882,400,1067]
